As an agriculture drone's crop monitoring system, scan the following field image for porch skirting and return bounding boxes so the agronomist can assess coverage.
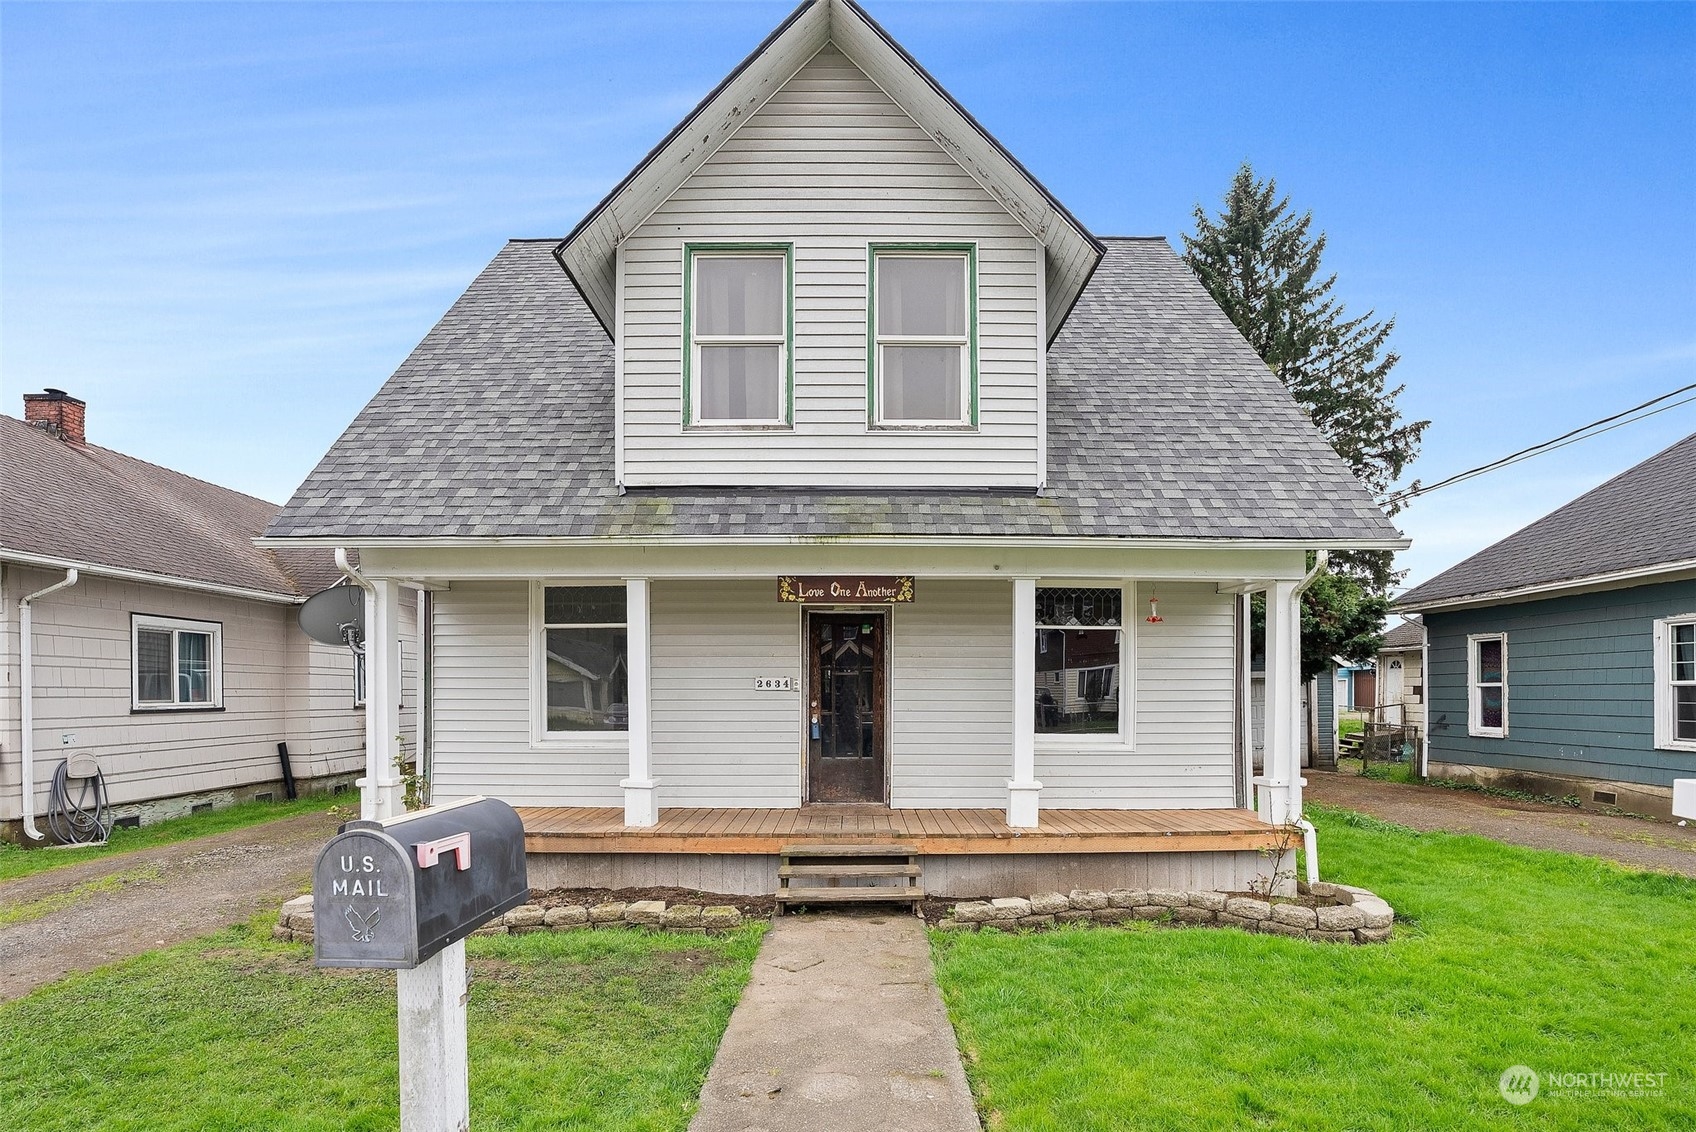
[526,849,1270,899]
[519,805,1285,898]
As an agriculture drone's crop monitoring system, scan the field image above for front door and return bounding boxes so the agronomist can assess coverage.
[806,612,887,803]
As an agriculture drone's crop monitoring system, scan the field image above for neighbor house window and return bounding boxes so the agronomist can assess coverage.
[685,245,791,426]
[539,586,629,734]
[353,651,367,707]
[132,615,222,710]
[1035,586,1124,739]
[869,245,976,426]
[1467,633,1507,737]
[1654,615,1696,751]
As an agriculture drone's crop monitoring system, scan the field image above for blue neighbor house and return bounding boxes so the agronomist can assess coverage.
[1394,433,1696,819]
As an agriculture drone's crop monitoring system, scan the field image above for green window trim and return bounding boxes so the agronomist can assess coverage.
[866,242,979,429]
[681,242,795,428]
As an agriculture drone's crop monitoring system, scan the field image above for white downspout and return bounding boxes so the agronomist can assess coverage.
[19,569,79,840]
[1290,551,1329,886]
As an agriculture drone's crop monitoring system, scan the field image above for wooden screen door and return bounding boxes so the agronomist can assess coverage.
[806,612,887,803]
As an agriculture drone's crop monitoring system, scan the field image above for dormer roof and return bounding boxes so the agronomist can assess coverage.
[555,0,1103,344]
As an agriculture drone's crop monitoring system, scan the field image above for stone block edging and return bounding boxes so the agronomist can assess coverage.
[271,895,746,945]
[939,881,1394,944]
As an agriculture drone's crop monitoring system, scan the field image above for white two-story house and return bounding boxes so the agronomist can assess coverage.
[263,0,1403,896]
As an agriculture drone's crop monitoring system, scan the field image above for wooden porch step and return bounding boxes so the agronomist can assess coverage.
[774,886,927,904]
[779,862,921,878]
[780,843,915,857]
[776,842,924,914]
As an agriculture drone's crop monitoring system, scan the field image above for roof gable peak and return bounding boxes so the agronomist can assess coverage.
[555,0,1100,342]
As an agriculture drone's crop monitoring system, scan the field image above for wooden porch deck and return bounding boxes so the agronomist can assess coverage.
[518,805,1282,856]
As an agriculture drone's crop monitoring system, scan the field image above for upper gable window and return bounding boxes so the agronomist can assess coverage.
[685,245,792,427]
[869,245,977,427]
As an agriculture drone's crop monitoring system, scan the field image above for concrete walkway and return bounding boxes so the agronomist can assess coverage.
[689,912,980,1132]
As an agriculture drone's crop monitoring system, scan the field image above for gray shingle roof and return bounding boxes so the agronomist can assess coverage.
[1379,618,1425,651]
[1,414,342,597]
[1395,432,1696,608]
[266,238,1400,544]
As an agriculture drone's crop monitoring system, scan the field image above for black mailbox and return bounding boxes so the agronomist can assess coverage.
[313,796,529,970]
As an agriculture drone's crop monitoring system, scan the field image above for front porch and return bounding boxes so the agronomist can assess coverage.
[518,804,1288,897]
[519,804,1281,855]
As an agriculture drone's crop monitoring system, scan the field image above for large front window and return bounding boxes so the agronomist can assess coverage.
[1655,616,1696,750]
[1035,586,1122,737]
[686,246,790,426]
[132,615,221,709]
[1468,633,1507,737]
[870,246,975,426]
[542,586,629,733]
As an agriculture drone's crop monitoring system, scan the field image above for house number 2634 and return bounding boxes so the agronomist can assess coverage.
[753,677,793,691]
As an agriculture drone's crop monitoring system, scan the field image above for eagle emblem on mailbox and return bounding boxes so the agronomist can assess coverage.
[345,905,381,943]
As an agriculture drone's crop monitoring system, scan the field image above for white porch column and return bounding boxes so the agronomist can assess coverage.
[621,577,657,827]
[1008,576,1042,828]
[1255,579,1303,827]
[361,577,404,822]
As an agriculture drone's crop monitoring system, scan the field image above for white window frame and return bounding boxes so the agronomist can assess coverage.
[869,245,976,428]
[1032,581,1135,750]
[131,614,223,711]
[684,244,792,428]
[528,581,632,749]
[353,649,367,708]
[1653,614,1696,752]
[1467,632,1508,738]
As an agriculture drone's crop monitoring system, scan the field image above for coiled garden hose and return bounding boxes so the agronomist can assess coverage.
[47,757,110,845]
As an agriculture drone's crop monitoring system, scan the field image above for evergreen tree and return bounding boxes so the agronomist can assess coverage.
[1184,163,1428,596]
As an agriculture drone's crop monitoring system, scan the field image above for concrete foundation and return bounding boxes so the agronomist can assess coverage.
[1426,761,1676,821]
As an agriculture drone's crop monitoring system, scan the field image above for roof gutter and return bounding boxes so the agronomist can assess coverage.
[0,550,302,605]
[258,534,1410,552]
[19,569,79,840]
[1395,557,1696,613]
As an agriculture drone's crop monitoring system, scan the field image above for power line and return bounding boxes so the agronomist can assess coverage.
[1381,383,1696,509]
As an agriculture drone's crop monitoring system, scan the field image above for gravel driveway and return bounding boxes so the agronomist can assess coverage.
[0,807,344,1001]
[1306,770,1696,877]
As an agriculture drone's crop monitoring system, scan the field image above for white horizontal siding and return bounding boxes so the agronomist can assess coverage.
[890,580,1014,807]
[430,582,624,807]
[621,45,1043,488]
[651,580,802,806]
[1037,582,1238,808]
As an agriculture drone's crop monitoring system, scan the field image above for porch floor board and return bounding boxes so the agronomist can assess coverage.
[518,805,1281,856]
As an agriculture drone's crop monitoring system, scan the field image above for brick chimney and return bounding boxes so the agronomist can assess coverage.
[23,389,86,445]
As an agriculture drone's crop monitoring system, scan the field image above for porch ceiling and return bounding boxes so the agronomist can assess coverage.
[518,805,1282,856]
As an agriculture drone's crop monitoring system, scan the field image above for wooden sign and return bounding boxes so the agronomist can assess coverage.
[778,576,915,604]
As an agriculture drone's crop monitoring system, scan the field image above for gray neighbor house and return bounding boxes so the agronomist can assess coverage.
[1395,432,1696,818]
[260,0,1405,898]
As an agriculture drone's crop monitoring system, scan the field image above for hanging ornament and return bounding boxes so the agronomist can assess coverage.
[1145,592,1163,623]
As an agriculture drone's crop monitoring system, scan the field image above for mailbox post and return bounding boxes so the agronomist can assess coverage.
[314,796,529,1132]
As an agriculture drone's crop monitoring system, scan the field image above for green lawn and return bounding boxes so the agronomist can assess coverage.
[0,922,764,1131]
[933,805,1696,1130]
[0,796,342,883]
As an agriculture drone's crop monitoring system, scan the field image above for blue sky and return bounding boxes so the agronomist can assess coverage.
[3,1,1692,589]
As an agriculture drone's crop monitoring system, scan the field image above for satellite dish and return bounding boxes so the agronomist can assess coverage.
[299,584,365,649]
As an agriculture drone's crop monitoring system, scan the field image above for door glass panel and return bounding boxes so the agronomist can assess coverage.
[817,621,874,759]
